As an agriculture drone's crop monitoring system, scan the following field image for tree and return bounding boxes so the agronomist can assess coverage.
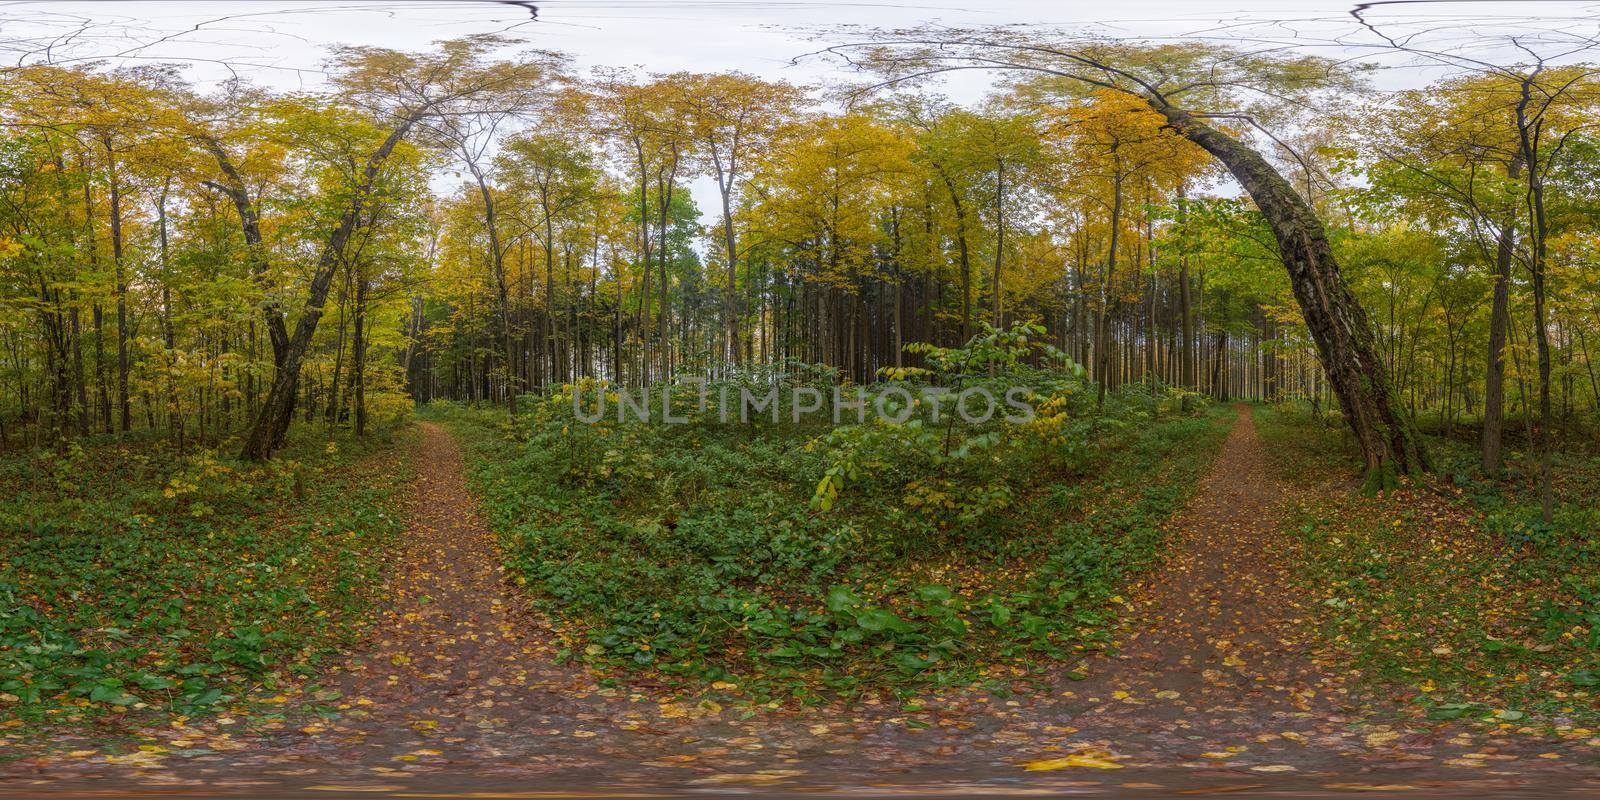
[497,127,602,385]
[833,32,1428,488]
[674,72,803,365]
[214,37,551,460]
[421,42,563,414]
[1042,88,1207,405]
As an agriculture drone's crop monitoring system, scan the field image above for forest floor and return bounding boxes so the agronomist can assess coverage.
[4,411,1599,797]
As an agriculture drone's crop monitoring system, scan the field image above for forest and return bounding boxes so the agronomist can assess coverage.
[2,36,1596,476]
[2,8,1599,795]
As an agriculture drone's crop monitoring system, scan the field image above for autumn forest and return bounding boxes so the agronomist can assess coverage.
[3,4,1599,794]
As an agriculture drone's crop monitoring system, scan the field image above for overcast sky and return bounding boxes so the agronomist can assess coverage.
[2,1,1592,214]
[12,1,1590,90]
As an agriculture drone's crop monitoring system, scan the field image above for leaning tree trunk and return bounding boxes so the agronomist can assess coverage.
[1149,100,1426,490]
[199,136,293,449]
[240,115,423,460]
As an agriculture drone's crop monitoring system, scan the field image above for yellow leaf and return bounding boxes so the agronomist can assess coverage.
[1020,754,1124,771]
[1323,784,1421,792]
[305,785,408,792]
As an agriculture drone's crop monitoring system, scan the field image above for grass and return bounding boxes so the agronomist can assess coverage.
[0,426,415,736]
[429,383,1231,703]
[1256,403,1600,727]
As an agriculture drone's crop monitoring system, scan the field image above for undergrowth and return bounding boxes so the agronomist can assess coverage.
[1257,403,1600,727]
[436,323,1231,703]
[0,428,414,733]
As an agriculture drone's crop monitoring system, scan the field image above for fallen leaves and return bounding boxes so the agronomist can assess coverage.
[305,784,409,792]
[1020,752,1126,771]
[690,770,805,785]
[1323,785,1423,792]
[9,418,1589,795]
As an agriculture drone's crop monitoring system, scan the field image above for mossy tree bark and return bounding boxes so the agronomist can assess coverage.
[1148,100,1428,489]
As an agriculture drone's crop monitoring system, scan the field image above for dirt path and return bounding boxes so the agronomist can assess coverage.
[7,412,1598,797]
[1052,403,1350,751]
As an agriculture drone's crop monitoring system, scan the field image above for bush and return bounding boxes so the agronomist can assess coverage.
[439,326,1229,701]
[0,431,411,726]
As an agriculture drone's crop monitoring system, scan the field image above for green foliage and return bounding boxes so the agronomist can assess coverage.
[0,432,412,727]
[429,353,1227,702]
[1258,404,1600,724]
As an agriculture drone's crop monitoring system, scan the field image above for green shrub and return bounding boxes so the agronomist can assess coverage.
[0,431,412,727]
[438,328,1227,701]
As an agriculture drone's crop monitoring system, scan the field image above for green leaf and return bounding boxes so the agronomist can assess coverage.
[134,673,177,690]
[88,685,139,706]
[1564,669,1600,687]
[825,585,862,613]
[1425,702,1486,720]
[184,687,224,707]
[856,607,908,633]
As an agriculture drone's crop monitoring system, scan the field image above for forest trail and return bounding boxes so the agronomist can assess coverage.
[1011,405,1597,794]
[1056,403,1347,742]
[6,413,1597,797]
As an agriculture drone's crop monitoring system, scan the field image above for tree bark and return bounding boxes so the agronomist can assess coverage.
[105,147,130,435]
[992,159,1005,327]
[1177,184,1196,394]
[1481,157,1520,474]
[1149,100,1426,489]
[1096,170,1123,409]
[467,161,517,415]
[240,114,424,460]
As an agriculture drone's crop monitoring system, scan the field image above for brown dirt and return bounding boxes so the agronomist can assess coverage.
[5,411,1598,797]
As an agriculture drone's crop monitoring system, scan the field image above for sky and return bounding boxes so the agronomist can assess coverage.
[5,1,1594,89]
[0,0,1375,101]
[2,0,1594,216]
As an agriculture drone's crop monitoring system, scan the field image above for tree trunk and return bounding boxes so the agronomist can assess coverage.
[1176,184,1195,394]
[1513,79,1555,524]
[352,269,368,436]
[240,114,424,460]
[717,156,742,365]
[1150,100,1426,489]
[992,160,1005,327]
[1481,158,1519,474]
[1096,171,1123,409]
[106,151,130,436]
[469,162,517,415]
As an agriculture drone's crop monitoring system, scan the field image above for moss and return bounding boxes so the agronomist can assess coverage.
[1360,460,1399,496]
